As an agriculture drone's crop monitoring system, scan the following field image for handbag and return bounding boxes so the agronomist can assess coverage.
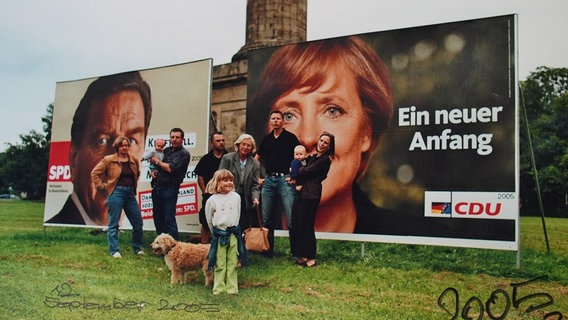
[244,205,270,252]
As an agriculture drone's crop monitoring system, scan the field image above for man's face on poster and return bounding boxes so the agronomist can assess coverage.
[70,90,146,225]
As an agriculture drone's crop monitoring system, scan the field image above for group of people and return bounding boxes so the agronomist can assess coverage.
[86,114,334,294]
[51,35,396,295]
[254,110,335,268]
[194,117,334,294]
[197,36,396,294]
[91,127,191,258]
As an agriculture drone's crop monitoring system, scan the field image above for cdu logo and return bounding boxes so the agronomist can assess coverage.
[424,191,517,220]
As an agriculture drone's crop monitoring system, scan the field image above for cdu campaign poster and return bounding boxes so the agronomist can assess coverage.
[246,15,519,250]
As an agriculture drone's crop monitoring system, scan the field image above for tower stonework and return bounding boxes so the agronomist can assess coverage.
[211,0,307,147]
[233,0,307,61]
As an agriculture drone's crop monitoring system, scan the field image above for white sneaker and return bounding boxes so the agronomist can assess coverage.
[112,252,122,258]
[136,250,145,255]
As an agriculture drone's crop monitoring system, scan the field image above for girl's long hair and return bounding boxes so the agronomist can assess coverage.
[206,169,235,194]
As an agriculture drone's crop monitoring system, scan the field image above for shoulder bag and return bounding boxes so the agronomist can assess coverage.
[244,205,270,252]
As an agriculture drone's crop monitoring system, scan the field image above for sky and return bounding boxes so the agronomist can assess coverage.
[1,0,567,151]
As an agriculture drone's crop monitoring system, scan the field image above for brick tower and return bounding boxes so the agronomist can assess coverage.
[211,0,307,147]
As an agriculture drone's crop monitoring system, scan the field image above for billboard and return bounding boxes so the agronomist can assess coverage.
[44,60,212,233]
[246,15,519,250]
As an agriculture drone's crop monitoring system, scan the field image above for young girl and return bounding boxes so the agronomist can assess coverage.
[205,169,247,295]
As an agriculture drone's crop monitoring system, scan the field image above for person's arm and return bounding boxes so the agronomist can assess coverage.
[91,158,108,191]
[219,154,230,170]
[298,155,330,179]
[290,160,303,179]
[197,176,207,193]
[251,159,261,206]
[142,150,154,161]
[130,154,141,180]
[235,192,241,223]
[194,156,208,192]
[150,155,171,173]
[205,196,215,232]
[254,152,266,185]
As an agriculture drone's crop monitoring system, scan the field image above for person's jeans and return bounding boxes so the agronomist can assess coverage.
[152,185,180,240]
[261,176,295,253]
[107,186,143,255]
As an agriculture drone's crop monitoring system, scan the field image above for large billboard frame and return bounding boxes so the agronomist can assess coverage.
[247,15,519,251]
[43,59,213,234]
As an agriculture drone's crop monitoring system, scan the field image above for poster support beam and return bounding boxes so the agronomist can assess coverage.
[520,85,550,253]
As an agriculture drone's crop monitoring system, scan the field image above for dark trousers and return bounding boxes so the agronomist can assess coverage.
[238,192,251,231]
[152,184,180,240]
[199,193,212,230]
[290,198,319,259]
[199,193,212,243]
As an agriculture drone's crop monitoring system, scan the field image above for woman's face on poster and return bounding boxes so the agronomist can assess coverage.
[271,63,372,205]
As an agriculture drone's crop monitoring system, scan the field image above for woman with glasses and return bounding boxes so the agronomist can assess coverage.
[219,134,261,231]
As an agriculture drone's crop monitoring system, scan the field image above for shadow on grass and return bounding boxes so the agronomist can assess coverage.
[12,226,111,243]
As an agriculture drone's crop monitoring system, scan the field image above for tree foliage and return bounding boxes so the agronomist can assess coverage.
[0,104,52,199]
[520,67,568,216]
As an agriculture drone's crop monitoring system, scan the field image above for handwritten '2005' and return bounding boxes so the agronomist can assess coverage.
[438,276,563,319]
[157,299,219,313]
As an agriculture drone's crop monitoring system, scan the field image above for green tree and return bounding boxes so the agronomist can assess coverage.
[0,152,9,194]
[0,104,52,200]
[520,67,568,216]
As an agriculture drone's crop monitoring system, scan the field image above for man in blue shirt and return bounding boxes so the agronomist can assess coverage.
[150,127,190,240]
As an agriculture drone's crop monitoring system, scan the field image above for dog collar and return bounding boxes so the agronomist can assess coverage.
[165,243,176,254]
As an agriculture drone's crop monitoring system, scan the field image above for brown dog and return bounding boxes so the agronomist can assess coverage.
[151,233,213,286]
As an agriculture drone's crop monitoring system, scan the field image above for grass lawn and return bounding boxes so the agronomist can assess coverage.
[0,199,567,319]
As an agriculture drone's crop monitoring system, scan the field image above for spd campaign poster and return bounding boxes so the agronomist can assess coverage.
[246,15,519,250]
[44,60,212,234]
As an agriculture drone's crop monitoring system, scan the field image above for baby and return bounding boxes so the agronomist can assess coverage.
[142,138,166,172]
[289,144,307,192]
